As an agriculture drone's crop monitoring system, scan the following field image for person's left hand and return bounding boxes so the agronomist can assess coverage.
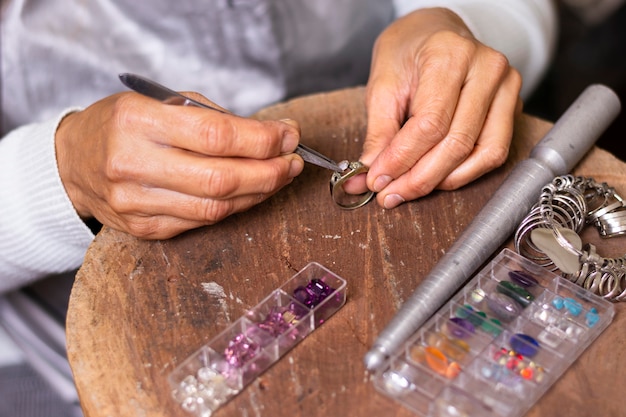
[354,7,523,209]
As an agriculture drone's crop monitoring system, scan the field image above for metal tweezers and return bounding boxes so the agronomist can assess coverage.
[119,73,345,172]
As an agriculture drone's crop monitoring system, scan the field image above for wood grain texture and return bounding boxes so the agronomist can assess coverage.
[66,87,626,417]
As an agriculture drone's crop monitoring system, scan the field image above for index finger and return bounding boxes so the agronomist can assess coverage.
[119,93,300,159]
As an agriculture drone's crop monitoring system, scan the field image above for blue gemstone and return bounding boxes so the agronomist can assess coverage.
[510,333,540,357]
[563,297,583,316]
[585,307,599,327]
[552,297,565,310]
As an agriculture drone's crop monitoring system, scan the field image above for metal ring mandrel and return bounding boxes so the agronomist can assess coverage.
[329,161,375,209]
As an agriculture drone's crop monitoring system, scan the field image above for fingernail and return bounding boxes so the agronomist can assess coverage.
[279,118,299,129]
[373,175,393,192]
[281,130,299,154]
[288,156,304,178]
[383,194,405,209]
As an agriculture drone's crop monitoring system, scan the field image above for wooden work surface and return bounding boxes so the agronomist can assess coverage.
[67,87,626,417]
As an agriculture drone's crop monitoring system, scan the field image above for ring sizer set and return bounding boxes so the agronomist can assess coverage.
[168,262,347,417]
[373,249,614,417]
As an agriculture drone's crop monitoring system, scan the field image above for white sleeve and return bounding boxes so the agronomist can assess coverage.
[0,109,94,293]
[393,0,558,99]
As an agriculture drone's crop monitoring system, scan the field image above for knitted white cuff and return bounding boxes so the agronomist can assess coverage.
[0,107,94,292]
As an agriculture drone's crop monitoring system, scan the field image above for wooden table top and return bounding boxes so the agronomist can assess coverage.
[66,87,626,417]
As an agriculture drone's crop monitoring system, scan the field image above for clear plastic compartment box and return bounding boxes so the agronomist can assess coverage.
[168,262,347,416]
[374,249,614,417]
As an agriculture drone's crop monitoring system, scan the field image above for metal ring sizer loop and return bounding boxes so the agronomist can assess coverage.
[514,175,626,302]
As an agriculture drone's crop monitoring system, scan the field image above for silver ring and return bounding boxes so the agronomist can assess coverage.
[329,161,375,210]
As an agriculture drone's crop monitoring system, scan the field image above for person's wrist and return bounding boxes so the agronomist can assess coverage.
[55,110,94,219]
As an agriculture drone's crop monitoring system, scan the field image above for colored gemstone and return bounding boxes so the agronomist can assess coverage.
[412,345,462,379]
[424,346,451,376]
[253,306,299,340]
[409,344,426,364]
[468,310,487,327]
[456,305,487,326]
[382,369,412,396]
[486,292,522,321]
[223,333,260,367]
[292,279,336,310]
[470,288,486,303]
[519,366,534,380]
[510,333,540,358]
[426,332,470,362]
[481,318,503,336]
[444,339,470,362]
[496,280,534,308]
[506,355,521,370]
[508,270,539,287]
[563,297,583,316]
[293,286,315,308]
[455,304,475,319]
[308,278,332,299]
[586,307,599,327]
[446,362,462,379]
[552,296,565,310]
[444,317,475,339]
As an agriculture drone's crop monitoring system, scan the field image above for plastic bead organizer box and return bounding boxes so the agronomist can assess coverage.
[373,249,614,417]
[168,262,347,417]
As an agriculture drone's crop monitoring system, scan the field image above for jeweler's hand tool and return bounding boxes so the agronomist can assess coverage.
[364,84,621,372]
[119,72,345,172]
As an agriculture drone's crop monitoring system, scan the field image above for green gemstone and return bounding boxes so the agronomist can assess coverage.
[455,304,487,326]
[467,310,487,327]
[496,280,534,308]
[455,304,474,319]
[481,318,503,336]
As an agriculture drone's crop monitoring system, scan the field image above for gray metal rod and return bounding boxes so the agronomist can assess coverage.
[364,84,621,371]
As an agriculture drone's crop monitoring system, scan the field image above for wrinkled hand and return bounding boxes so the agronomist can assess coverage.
[55,92,303,239]
[358,7,523,209]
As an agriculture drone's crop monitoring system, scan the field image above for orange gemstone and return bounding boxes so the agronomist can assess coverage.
[425,346,449,375]
[446,362,462,379]
[520,367,534,379]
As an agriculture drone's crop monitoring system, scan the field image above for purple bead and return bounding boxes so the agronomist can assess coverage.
[223,333,260,367]
[509,333,540,358]
[446,317,476,339]
[256,306,292,337]
[293,286,316,308]
[508,270,539,288]
[308,279,332,299]
[292,279,336,310]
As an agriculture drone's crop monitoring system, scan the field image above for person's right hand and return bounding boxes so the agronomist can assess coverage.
[55,91,303,239]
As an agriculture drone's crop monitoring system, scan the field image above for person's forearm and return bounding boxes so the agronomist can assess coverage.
[393,0,558,98]
[0,109,94,293]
